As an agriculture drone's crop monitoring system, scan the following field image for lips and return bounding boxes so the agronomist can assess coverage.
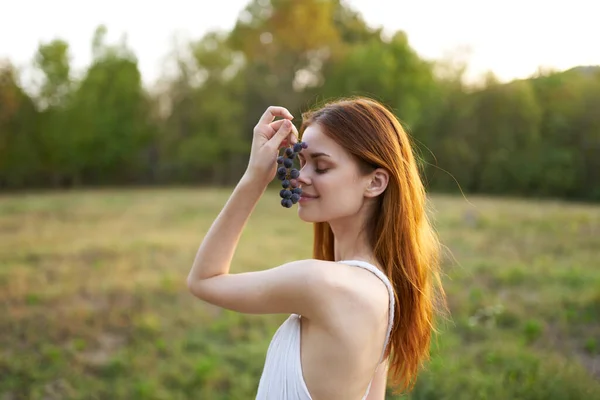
[299,192,318,204]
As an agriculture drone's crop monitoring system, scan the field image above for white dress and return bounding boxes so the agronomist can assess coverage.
[255,260,396,400]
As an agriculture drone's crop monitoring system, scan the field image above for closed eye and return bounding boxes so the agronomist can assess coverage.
[298,154,330,174]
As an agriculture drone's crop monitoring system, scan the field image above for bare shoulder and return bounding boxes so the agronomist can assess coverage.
[329,262,391,303]
[306,261,390,308]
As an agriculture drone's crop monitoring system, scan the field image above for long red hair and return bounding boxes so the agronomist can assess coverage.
[300,96,447,394]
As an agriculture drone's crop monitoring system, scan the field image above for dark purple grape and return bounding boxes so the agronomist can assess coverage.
[276,147,304,207]
[301,142,308,149]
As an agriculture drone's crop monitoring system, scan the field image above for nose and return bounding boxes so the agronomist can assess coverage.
[297,166,311,187]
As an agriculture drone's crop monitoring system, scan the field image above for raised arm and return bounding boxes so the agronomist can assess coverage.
[186,107,333,318]
[187,106,295,282]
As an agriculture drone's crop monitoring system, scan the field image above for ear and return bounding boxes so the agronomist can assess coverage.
[364,168,389,198]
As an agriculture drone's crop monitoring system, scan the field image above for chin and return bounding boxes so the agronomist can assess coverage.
[297,207,326,223]
[297,209,314,223]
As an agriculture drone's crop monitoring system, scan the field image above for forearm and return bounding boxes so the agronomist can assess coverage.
[187,174,265,283]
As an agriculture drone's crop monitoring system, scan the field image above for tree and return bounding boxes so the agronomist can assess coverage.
[32,39,75,186]
[67,26,155,184]
[159,31,247,184]
[33,39,72,109]
[318,30,437,129]
[0,61,40,187]
[531,68,600,199]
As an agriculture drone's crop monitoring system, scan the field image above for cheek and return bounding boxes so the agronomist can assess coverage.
[319,172,364,202]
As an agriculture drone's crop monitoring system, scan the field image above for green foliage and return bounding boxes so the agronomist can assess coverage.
[319,31,436,128]
[0,1,598,201]
[69,43,154,183]
[0,62,40,188]
[33,39,72,108]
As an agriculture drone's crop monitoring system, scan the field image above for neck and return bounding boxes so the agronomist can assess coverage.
[329,207,376,265]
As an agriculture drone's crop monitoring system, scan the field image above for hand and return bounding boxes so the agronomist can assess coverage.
[244,106,299,186]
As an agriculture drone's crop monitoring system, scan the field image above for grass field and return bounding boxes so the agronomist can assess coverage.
[0,187,599,399]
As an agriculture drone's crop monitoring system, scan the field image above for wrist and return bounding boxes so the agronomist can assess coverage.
[239,173,268,195]
[241,170,267,187]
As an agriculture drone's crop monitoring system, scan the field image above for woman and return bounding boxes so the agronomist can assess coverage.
[187,97,446,399]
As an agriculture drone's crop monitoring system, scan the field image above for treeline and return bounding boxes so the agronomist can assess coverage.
[1,0,598,200]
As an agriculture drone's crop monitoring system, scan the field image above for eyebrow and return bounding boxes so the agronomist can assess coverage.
[298,151,331,159]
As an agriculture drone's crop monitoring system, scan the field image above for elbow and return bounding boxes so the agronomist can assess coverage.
[186,272,226,300]
[186,275,200,297]
[186,275,213,299]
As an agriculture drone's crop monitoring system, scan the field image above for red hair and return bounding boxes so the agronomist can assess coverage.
[300,96,447,394]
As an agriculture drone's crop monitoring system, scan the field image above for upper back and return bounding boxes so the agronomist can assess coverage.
[300,260,395,400]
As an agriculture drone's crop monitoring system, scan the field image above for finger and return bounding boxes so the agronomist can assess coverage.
[258,106,294,126]
[289,123,299,145]
[257,119,288,141]
[268,119,293,150]
[263,119,296,142]
[269,119,286,131]
[279,123,299,148]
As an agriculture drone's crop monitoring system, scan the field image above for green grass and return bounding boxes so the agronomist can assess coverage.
[0,188,599,399]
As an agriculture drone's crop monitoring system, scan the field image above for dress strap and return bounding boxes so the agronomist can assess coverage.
[337,260,395,363]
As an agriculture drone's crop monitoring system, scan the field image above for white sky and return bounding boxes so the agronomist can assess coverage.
[1,0,598,88]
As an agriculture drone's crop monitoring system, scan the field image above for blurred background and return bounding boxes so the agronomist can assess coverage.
[0,0,599,399]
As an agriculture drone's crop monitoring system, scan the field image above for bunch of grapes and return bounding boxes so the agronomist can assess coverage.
[277,141,308,208]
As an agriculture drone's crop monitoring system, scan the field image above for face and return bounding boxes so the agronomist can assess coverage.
[296,124,372,223]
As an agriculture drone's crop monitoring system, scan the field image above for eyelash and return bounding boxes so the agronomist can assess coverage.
[299,161,327,174]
